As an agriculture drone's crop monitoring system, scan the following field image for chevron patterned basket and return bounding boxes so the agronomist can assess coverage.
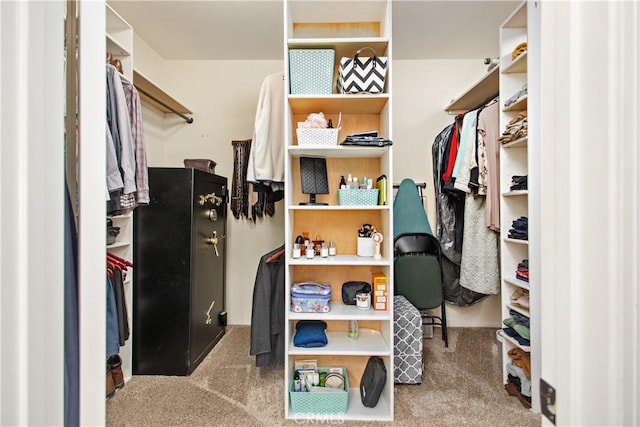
[337,47,388,94]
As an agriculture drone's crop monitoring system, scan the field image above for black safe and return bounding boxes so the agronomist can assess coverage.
[133,167,227,375]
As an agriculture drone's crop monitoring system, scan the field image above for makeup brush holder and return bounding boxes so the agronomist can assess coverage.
[357,237,375,257]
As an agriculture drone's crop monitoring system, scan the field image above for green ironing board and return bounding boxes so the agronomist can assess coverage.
[393,178,432,240]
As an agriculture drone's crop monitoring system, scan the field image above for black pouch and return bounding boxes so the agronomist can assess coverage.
[341,281,371,305]
[360,356,386,407]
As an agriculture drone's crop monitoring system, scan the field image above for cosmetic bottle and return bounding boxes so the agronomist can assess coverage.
[339,175,346,190]
[321,242,328,258]
[329,241,336,256]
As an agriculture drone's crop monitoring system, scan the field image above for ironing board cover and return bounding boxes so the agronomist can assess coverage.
[393,178,432,239]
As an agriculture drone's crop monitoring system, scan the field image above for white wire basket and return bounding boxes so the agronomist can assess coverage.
[296,113,342,146]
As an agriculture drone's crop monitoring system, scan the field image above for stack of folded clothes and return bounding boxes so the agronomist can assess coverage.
[293,320,328,348]
[498,111,528,144]
[506,347,531,402]
[508,216,528,241]
[516,259,529,282]
[510,175,528,191]
[502,309,530,346]
[504,83,528,108]
[510,288,530,309]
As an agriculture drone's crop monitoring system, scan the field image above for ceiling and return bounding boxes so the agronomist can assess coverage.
[108,0,519,61]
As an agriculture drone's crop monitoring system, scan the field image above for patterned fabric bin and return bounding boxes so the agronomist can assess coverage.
[289,367,349,414]
[289,49,335,95]
[393,295,423,384]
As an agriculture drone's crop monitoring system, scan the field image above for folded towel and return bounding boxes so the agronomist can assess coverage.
[184,158,217,174]
[293,320,328,348]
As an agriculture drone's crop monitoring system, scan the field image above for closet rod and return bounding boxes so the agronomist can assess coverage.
[134,85,194,124]
[393,182,426,189]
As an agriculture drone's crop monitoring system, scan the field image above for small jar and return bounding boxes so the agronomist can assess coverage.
[328,241,336,256]
[292,243,301,259]
[306,243,315,259]
[356,291,371,310]
[320,242,329,258]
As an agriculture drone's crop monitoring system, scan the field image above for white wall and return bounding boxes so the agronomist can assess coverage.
[393,59,502,328]
[133,39,502,327]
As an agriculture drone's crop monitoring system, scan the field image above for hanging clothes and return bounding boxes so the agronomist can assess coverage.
[478,101,501,231]
[432,123,489,306]
[249,244,285,367]
[247,71,285,185]
[231,139,252,220]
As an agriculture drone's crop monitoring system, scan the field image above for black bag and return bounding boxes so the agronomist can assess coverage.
[341,281,371,305]
[360,356,386,407]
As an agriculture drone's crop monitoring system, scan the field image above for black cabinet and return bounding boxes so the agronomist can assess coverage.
[133,168,227,375]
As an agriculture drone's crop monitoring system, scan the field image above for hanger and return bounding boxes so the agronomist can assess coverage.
[266,246,286,263]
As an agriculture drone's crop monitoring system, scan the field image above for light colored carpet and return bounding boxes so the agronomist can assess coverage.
[107,325,541,426]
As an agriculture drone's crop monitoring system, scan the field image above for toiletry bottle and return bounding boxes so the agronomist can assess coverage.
[294,371,301,392]
[339,175,346,189]
[306,243,315,259]
[321,242,328,258]
[329,241,336,256]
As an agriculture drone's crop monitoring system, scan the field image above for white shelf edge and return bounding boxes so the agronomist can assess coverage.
[288,254,392,266]
[288,329,391,356]
[506,303,530,318]
[288,145,389,158]
[288,204,389,211]
[288,302,390,321]
[504,237,528,245]
[502,136,528,148]
[503,94,528,112]
[504,276,530,290]
[498,329,530,352]
[287,388,392,421]
[502,51,528,74]
[444,65,499,112]
[502,190,528,197]
[288,36,389,45]
[107,241,130,249]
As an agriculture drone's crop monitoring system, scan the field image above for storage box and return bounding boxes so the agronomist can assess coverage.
[289,367,349,414]
[338,188,379,206]
[371,272,387,311]
[289,49,335,95]
[290,282,331,313]
[296,127,340,146]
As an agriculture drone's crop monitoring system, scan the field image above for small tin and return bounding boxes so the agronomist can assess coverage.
[356,291,371,309]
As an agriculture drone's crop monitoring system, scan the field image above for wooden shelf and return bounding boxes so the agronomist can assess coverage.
[445,66,499,112]
[288,145,388,158]
[288,94,389,115]
[288,254,391,266]
[133,70,193,119]
[288,37,389,60]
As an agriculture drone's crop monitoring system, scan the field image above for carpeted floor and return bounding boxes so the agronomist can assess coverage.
[106,325,541,426]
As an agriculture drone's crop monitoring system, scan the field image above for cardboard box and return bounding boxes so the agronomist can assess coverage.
[371,272,387,311]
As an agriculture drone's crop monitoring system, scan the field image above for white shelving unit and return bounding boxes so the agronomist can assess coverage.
[498,1,538,412]
[106,4,135,382]
[283,0,393,421]
[445,64,499,113]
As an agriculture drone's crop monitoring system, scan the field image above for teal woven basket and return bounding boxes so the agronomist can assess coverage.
[289,368,349,415]
[338,189,379,206]
[289,49,335,95]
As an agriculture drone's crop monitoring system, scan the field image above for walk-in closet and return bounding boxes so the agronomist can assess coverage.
[1,1,639,426]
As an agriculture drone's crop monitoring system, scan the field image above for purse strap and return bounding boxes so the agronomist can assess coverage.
[354,47,379,60]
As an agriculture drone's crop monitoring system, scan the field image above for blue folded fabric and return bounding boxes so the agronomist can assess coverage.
[293,320,328,348]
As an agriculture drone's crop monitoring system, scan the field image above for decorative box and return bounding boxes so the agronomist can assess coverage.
[290,282,332,313]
